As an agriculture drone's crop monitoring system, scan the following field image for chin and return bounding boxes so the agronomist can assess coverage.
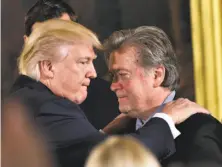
[128,112,139,118]
[74,97,86,104]
[72,91,88,104]
[119,105,131,114]
[77,94,88,104]
[119,105,139,118]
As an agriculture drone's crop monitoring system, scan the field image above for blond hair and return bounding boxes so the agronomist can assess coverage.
[85,136,160,167]
[18,19,102,80]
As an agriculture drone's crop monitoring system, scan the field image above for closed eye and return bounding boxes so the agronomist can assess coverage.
[119,72,128,76]
[80,61,87,65]
[79,59,90,65]
[118,71,130,79]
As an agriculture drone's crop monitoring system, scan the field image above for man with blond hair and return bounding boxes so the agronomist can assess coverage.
[22,0,120,130]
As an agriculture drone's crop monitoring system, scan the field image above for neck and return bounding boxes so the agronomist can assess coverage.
[138,88,173,121]
[39,78,59,96]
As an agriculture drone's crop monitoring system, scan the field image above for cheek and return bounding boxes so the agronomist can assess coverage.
[120,80,131,91]
[55,68,81,90]
[121,81,137,99]
[68,66,85,83]
[53,66,67,83]
[124,80,145,99]
[122,79,140,91]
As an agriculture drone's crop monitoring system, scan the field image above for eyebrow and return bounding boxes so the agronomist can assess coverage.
[109,68,130,73]
[80,55,97,60]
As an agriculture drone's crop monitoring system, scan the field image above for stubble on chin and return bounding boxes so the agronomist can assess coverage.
[119,105,131,115]
[120,106,140,118]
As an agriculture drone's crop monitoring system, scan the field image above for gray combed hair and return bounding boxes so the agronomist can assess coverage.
[103,26,180,90]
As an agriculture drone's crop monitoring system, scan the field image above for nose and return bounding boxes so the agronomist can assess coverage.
[86,62,97,79]
[110,81,121,92]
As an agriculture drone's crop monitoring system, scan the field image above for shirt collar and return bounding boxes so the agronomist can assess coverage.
[136,90,176,130]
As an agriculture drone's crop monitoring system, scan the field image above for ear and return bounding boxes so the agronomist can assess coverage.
[153,65,165,88]
[23,35,28,43]
[39,60,54,79]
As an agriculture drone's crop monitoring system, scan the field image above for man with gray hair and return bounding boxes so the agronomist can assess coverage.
[104,26,222,166]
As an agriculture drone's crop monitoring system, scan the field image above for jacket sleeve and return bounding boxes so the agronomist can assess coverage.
[38,99,175,166]
[129,117,175,161]
[56,117,175,167]
[37,99,106,148]
[37,99,107,167]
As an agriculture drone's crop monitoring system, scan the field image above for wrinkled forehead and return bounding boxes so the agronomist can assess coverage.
[47,43,96,64]
[108,46,140,71]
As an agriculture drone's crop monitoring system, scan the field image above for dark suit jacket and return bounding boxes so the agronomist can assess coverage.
[123,112,222,166]
[80,78,120,130]
[9,75,176,167]
[161,113,222,166]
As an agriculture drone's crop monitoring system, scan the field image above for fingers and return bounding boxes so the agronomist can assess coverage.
[169,98,190,107]
[163,98,210,124]
[194,106,210,114]
[175,98,192,107]
[175,98,188,103]
[185,101,210,115]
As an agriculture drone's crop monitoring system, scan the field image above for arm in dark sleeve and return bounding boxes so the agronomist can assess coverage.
[38,100,175,166]
[37,100,107,167]
[128,117,175,161]
[37,99,107,148]
[56,117,175,167]
[102,113,175,161]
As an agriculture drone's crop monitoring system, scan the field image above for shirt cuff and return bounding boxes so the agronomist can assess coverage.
[99,129,105,134]
[152,113,181,139]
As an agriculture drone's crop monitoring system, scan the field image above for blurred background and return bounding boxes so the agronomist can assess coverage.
[1,0,222,120]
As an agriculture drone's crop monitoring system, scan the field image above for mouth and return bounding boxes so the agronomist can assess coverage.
[83,84,89,87]
[117,96,127,102]
[117,94,127,98]
[81,85,89,91]
[82,82,90,87]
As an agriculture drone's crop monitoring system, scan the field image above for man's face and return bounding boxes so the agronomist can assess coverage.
[52,44,97,104]
[109,46,156,118]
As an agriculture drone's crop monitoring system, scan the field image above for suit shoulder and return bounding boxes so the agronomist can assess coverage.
[178,113,222,140]
[39,97,85,118]
[9,86,84,118]
[179,113,220,129]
